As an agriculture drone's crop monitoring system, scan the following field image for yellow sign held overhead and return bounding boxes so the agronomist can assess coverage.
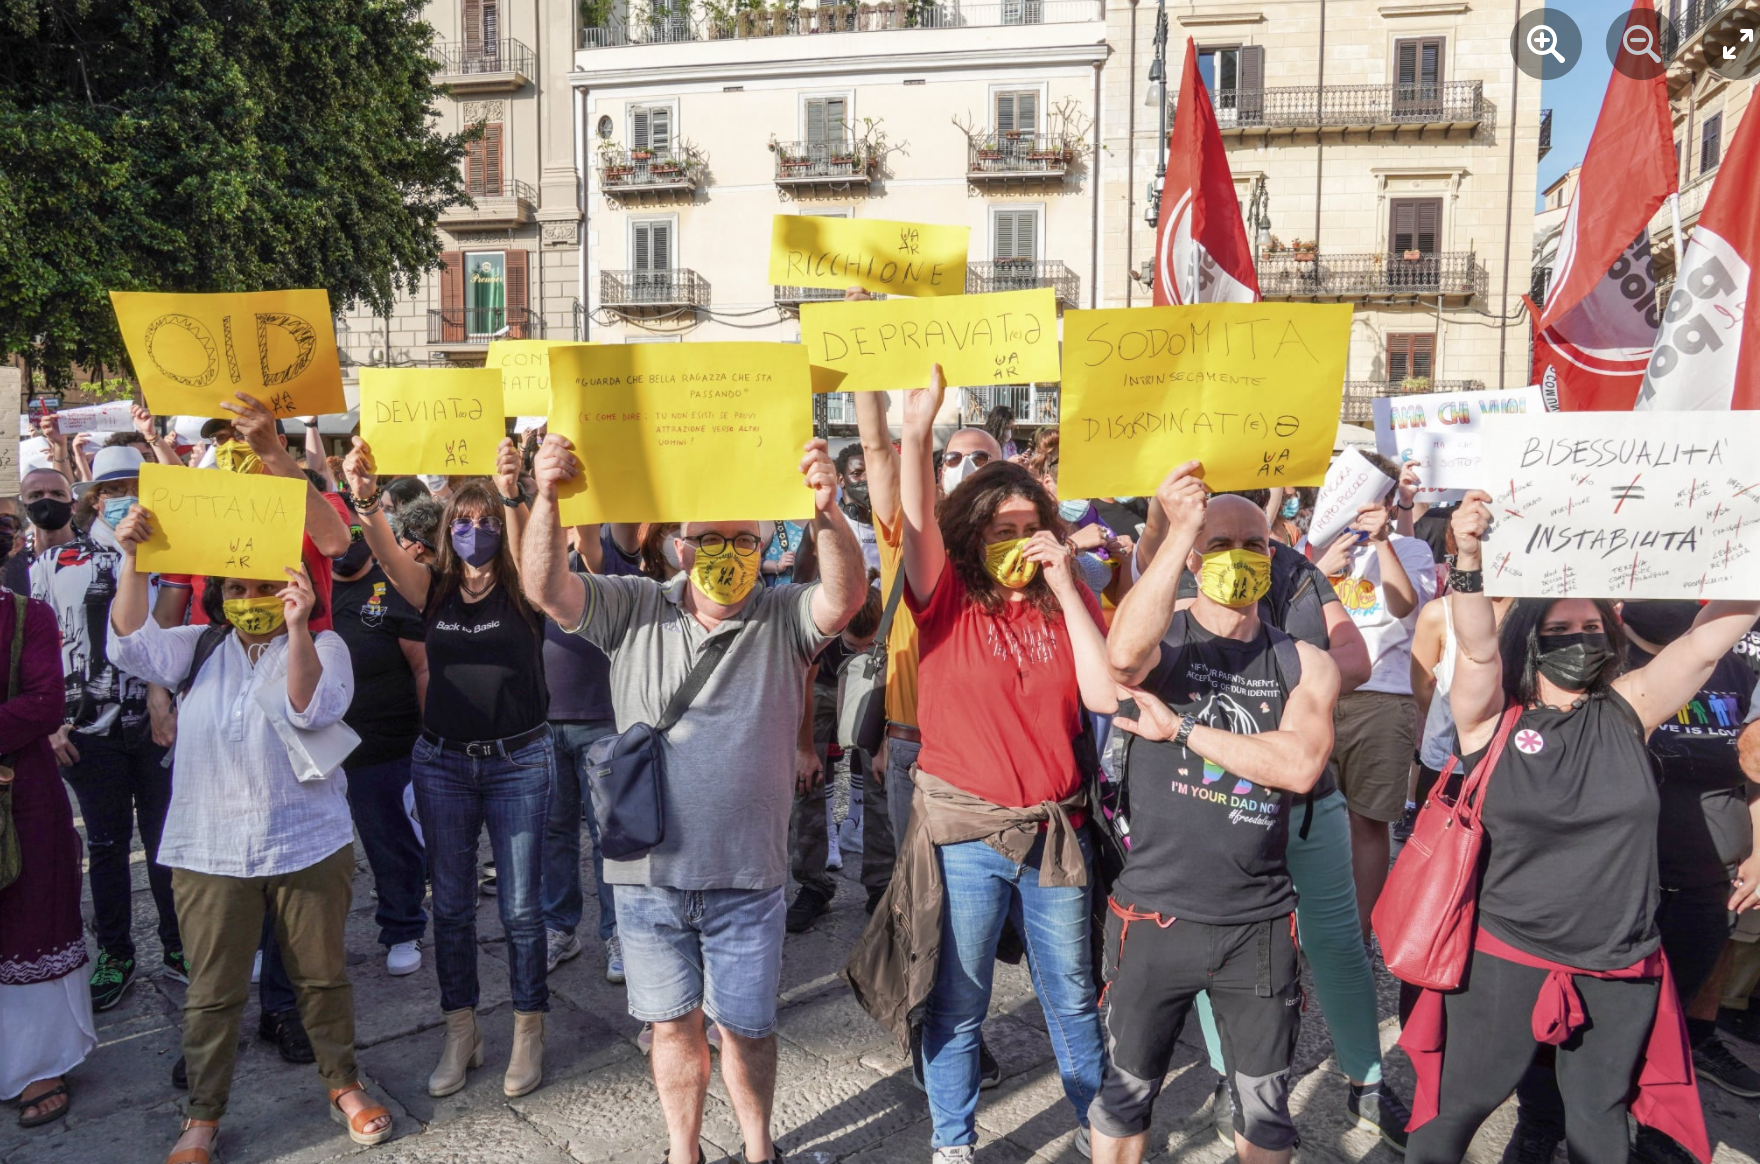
[768,215,969,298]
[548,343,815,524]
[485,339,589,417]
[799,288,1059,394]
[110,289,346,419]
[134,463,306,579]
[1058,304,1351,497]
[359,367,507,476]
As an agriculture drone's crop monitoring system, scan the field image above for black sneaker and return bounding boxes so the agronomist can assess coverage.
[1391,802,1419,844]
[161,949,191,985]
[1348,1081,1411,1153]
[1498,1118,1560,1164]
[1632,1125,1701,1164]
[89,950,136,1011]
[171,1054,187,1091]
[784,885,832,933]
[258,1007,317,1065]
[978,1038,1001,1090]
[1211,1077,1233,1146]
[1694,1036,1760,1097]
[1719,1005,1760,1044]
[865,886,886,916]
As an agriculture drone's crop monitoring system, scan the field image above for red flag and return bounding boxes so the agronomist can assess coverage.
[1637,93,1760,410]
[1154,38,1258,305]
[1532,0,1676,412]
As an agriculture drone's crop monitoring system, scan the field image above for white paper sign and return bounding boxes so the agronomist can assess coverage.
[1373,386,1546,500]
[54,401,134,435]
[1308,447,1393,549]
[1480,411,1760,600]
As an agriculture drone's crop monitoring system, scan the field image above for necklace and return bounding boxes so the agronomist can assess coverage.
[460,577,495,599]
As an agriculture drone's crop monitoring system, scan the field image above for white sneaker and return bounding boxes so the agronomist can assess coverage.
[546,928,582,973]
[386,940,422,977]
[251,950,262,984]
[932,1147,975,1163]
[605,935,625,985]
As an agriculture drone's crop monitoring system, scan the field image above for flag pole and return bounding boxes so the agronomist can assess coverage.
[1668,191,1684,271]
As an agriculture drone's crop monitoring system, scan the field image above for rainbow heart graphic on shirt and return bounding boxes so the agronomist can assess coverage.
[1202,759,1225,785]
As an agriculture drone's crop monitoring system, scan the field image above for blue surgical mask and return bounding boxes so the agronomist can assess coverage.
[1058,499,1089,523]
[101,495,137,528]
[1281,496,1301,519]
[1114,496,1139,505]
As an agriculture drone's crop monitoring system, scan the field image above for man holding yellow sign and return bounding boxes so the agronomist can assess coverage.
[768,215,969,298]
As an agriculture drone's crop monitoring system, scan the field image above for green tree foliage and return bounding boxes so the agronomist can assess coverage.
[0,0,471,387]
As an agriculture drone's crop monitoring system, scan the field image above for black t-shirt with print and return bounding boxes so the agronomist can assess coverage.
[1114,610,1303,924]
[333,565,426,767]
[423,579,549,742]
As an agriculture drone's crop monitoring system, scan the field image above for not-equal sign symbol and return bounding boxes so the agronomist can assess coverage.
[1612,473,1645,511]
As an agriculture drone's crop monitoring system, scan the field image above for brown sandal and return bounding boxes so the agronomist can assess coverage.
[165,1117,220,1164]
[328,1083,393,1146]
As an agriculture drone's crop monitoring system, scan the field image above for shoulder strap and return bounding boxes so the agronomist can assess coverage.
[1267,626,1303,691]
[1458,702,1525,823]
[179,624,234,699]
[7,593,25,700]
[868,567,907,662]
[654,625,742,734]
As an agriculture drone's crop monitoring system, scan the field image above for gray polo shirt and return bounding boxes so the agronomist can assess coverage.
[568,573,828,890]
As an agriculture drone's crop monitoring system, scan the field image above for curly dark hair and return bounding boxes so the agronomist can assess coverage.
[938,461,1063,618]
[834,443,865,480]
[1498,597,1625,706]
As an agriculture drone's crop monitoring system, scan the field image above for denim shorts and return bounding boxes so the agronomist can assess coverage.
[613,884,786,1039]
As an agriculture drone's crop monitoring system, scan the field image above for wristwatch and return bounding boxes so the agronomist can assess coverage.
[1173,713,1199,749]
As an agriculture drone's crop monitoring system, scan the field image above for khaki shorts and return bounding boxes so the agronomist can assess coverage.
[1332,689,1418,823]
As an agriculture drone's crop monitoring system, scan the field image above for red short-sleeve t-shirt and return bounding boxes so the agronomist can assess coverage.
[164,492,349,634]
[907,558,1103,809]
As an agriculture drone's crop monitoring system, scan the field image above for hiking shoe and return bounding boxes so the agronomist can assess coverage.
[546,928,582,973]
[1632,1125,1701,1164]
[1348,1080,1411,1153]
[161,950,192,985]
[386,940,422,977]
[89,950,136,1011]
[480,861,497,896]
[1212,1076,1233,1146]
[1694,1036,1760,1097]
[605,934,626,984]
[932,1148,974,1164]
[978,1038,1001,1089]
[1498,1118,1561,1164]
[785,885,832,933]
[258,1007,317,1065]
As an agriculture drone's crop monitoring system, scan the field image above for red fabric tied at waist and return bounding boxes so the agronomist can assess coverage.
[1400,929,1710,1164]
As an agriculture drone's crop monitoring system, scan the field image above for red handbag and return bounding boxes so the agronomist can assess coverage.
[1372,702,1523,991]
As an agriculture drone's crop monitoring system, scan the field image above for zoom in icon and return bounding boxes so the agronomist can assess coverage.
[1513,8,1582,80]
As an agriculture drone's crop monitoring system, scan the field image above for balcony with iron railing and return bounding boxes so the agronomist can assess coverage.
[581,0,1102,47]
[774,285,846,313]
[427,306,541,346]
[1341,379,1485,423]
[440,177,538,229]
[1665,0,1743,57]
[967,133,1077,184]
[1538,108,1552,160]
[432,38,535,92]
[1199,81,1484,137]
[1530,265,1552,309]
[773,140,877,192]
[966,260,1081,308]
[598,148,703,202]
[961,385,1060,426]
[1257,251,1485,301]
[600,269,710,314]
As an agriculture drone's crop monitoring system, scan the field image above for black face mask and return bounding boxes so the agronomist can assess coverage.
[25,498,73,532]
[1535,631,1617,692]
[332,538,373,577]
[1619,600,1701,647]
[840,482,872,524]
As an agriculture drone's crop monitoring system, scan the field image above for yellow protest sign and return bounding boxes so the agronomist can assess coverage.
[134,463,305,579]
[485,339,590,417]
[799,288,1059,394]
[359,367,507,476]
[110,289,346,419]
[1058,304,1351,496]
[548,343,815,523]
[768,215,968,298]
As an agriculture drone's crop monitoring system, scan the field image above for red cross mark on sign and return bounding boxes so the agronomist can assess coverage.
[1514,730,1545,755]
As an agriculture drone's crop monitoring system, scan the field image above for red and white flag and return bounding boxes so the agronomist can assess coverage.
[1637,75,1760,409]
[1531,0,1675,412]
[1153,38,1258,305]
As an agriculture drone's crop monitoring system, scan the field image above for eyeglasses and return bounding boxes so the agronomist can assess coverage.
[680,532,762,557]
[451,516,503,536]
[942,450,993,469]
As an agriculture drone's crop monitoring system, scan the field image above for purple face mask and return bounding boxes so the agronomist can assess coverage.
[450,524,501,568]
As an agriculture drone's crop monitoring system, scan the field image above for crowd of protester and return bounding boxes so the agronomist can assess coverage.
[2,312,1760,1164]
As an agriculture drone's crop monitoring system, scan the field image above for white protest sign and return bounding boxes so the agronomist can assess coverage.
[54,401,134,435]
[18,437,50,474]
[1307,448,1393,550]
[1480,411,1760,599]
[1373,386,1545,501]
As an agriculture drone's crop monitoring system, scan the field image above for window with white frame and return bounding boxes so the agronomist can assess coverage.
[630,105,673,157]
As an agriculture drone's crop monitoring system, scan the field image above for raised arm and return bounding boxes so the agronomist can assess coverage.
[1615,601,1760,735]
[493,437,529,578]
[804,438,866,636]
[304,419,333,488]
[1359,503,1419,619]
[898,365,946,603]
[1107,462,1205,686]
[1447,491,1505,752]
[1393,460,1422,538]
[224,392,350,557]
[1410,596,1446,723]
[278,566,322,714]
[520,434,589,630]
[132,405,183,466]
[848,291,902,528]
[108,505,155,637]
[341,438,431,610]
[1324,603,1372,693]
[1028,533,1116,713]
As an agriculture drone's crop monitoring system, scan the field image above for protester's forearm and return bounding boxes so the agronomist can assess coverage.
[293,475,350,556]
[358,506,429,609]
[1378,540,1418,618]
[899,419,944,600]
[855,391,900,524]
[150,436,182,467]
[811,507,866,629]
[1135,498,1168,571]
[284,626,321,713]
[109,558,151,637]
[1187,725,1326,792]
[1058,584,1117,713]
[502,501,529,580]
[1395,506,1415,538]
[798,665,819,749]
[521,493,583,626]
[577,524,605,573]
[305,426,329,486]
[1107,526,1192,682]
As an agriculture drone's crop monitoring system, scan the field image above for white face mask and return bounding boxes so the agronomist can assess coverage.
[942,454,980,492]
[661,538,682,570]
[419,474,446,492]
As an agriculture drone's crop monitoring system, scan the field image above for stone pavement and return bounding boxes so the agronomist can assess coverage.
[6,827,1760,1164]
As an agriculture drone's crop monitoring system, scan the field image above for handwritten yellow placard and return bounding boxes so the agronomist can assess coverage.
[799,288,1059,394]
[134,463,305,579]
[768,216,968,298]
[485,339,590,417]
[1059,304,1352,496]
[359,368,507,476]
[110,289,346,419]
[548,343,815,523]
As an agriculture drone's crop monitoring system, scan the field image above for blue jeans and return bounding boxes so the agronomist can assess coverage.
[345,753,428,947]
[543,721,618,941]
[885,733,921,842]
[925,834,1103,1149]
[1196,789,1383,1084]
[412,733,555,1014]
[615,884,786,1039]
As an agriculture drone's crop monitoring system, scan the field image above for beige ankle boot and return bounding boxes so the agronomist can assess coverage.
[504,1010,545,1097]
[428,1008,483,1097]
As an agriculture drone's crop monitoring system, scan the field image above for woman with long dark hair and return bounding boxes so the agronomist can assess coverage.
[1401,491,1760,1164]
[342,438,554,1102]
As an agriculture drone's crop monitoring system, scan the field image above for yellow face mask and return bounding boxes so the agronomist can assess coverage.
[223,595,286,636]
[214,440,263,475]
[1196,548,1272,608]
[688,547,760,607]
[983,537,1039,591]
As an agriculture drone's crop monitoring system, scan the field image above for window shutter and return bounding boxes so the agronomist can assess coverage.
[1703,114,1722,172]
[995,212,1015,260]
[652,222,672,270]
[632,108,650,151]
[1239,46,1264,93]
[1396,40,1418,86]
[464,0,484,54]
[827,97,847,141]
[465,134,485,196]
[650,107,671,154]
[1018,92,1038,134]
[633,223,651,271]
[505,249,528,338]
[1421,38,1443,85]
[482,0,499,45]
[995,210,1038,261]
[806,100,827,144]
[996,93,1015,133]
[1415,200,1439,253]
[439,251,465,342]
[483,122,503,196]
[1388,334,1435,382]
[1390,200,1415,251]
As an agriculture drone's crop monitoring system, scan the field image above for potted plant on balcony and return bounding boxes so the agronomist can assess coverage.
[1292,239,1318,263]
[1399,375,1432,393]
[1402,248,1424,261]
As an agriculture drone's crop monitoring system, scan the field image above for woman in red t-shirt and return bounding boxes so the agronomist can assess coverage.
[899,367,1114,1159]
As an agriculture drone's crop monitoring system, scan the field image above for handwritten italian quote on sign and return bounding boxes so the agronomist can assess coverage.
[110,289,347,419]
[1057,304,1352,497]
[799,288,1059,393]
[1479,411,1760,600]
[547,343,815,524]
[133,463,306,579]
[767,215,969,298]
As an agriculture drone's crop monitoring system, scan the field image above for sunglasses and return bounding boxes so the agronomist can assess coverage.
[680,532,762,557]
[450,516,503,536]
[942,450,993,468]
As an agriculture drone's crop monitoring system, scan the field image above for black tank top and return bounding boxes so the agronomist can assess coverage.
[422,580,549,742]
[1468,690,1661,970]
[1115,611,1303,925]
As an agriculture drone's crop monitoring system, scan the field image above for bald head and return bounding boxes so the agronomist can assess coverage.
[945,427,1003,462]
[1193,494,1271,558]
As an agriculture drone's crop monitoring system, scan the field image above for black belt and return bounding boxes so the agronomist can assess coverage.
[420,723,549,758]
